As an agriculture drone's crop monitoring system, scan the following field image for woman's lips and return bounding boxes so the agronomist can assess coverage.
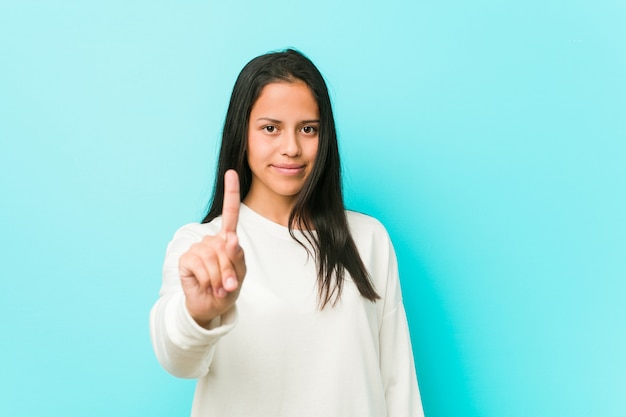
[271,164,305,175]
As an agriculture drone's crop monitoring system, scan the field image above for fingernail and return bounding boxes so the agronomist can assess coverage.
[226,277,237,289]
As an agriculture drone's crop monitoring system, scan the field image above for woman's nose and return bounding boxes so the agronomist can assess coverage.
[280,131,301,157]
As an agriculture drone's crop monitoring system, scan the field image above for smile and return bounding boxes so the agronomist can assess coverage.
[271,164,306,175]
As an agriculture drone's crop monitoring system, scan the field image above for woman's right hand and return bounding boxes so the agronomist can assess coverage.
[178,170,246,328]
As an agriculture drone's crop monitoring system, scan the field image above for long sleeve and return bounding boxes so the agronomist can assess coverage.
[378,232,425,417]
[380,303,424,416]
[149,223,237,379]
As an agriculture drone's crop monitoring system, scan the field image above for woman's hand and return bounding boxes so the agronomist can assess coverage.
[178,170,246,328]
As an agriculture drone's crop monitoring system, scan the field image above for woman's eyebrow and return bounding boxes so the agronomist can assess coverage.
[256,117,282,124]
[256,117,320,124]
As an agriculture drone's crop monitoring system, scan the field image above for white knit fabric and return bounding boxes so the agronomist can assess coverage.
[150,204,424,417]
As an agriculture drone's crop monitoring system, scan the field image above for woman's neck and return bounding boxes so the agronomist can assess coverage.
[243,194,295,227]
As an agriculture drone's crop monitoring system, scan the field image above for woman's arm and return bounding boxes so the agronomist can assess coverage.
[149,224,238,379]
[378,231,425,417]
[150,171,245,379]
[380,302,424,416]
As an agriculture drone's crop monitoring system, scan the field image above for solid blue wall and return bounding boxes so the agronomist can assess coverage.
[1,1,625,416]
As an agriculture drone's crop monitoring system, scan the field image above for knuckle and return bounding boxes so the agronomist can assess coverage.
[201,235,216,244]
[182,254,202,270]
[221,264,234,277]
[199,250,218,263]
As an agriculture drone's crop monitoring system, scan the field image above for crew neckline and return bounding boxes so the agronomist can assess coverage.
[239,203,313,241]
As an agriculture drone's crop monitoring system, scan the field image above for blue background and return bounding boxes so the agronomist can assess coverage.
[1,1,625,416]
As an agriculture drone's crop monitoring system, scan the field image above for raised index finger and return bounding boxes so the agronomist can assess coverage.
[221,169,240,235]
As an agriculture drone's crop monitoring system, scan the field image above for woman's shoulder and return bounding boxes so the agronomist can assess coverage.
[345,210,389,240]
[171,219,222,240]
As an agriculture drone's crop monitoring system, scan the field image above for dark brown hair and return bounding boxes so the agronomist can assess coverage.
[203,49,379,308]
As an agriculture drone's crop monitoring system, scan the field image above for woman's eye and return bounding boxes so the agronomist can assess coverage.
[302,126,317,134]
[263,125,276,133]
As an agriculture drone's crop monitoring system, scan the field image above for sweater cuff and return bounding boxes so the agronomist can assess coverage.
[165,293,238,349]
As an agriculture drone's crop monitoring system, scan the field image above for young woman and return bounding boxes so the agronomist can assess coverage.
[150,49,424,417]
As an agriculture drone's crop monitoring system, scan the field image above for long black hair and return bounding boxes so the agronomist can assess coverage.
[203,48,379,308]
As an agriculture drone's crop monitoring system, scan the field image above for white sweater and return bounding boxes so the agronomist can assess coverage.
[150,204,424,417]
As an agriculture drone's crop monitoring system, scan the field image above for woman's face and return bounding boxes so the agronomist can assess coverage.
[244,81,320,210]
